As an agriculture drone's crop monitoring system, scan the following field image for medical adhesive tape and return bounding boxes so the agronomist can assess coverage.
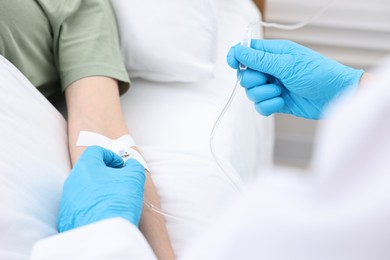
[77,131,190,220]
[76,131,150,172]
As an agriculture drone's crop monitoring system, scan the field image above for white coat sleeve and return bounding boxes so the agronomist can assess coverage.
[30,218,157,260]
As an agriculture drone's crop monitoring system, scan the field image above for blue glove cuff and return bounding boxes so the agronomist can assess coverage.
[343,68,365,93]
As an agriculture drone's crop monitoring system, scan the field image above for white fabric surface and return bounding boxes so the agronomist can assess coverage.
[119,0,272,255]
[111,0,218,82]
[0,56,70,260]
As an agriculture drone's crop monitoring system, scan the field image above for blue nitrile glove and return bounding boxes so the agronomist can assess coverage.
[58,146,146,232]
[227,39,365,119]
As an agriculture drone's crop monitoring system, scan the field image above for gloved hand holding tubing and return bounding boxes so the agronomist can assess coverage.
[58,146,145,232]
[227,39,365,119]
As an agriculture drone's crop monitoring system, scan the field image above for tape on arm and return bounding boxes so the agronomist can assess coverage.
[76,131,150,172]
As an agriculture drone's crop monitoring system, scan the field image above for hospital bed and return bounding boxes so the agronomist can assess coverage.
[0,0,272,258]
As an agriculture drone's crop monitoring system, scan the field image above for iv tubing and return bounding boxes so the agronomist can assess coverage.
[143,199,189,221]
[248,0,337,31]
[248,0,336,31]
[209,75,243,191]
[147,0,337,221]
[208,0,336,192]
[144,77,244,220]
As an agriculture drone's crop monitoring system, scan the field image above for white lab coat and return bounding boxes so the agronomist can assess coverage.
[31,57,390,260]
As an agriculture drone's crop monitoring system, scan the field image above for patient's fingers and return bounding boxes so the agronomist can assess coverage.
[245,83,282,103]
[240,69,268,89]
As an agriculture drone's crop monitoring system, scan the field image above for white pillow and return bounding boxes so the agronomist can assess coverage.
[0,56,70,260]
[111,0,218,82]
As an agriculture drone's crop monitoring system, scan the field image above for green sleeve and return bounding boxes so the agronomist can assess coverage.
[38,0,130,94]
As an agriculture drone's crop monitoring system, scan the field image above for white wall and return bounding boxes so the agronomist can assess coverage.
[265,0,390,168]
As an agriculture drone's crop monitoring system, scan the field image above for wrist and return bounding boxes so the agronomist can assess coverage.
[358,72,375,90]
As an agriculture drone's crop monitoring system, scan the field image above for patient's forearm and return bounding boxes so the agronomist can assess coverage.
[65,76,129,164]
[65,76,174,259]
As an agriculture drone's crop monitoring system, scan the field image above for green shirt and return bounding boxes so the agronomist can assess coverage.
[0,0,129,98]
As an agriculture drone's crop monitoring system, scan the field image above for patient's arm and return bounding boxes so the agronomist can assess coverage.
[65,76,175,259]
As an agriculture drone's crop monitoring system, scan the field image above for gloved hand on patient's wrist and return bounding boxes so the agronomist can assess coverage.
[57,146,146,232]
[227,39,365,119]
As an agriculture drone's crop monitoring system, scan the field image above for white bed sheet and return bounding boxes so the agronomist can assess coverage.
[0,56,69,260]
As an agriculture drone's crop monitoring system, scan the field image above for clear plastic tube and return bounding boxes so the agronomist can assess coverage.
[143,199,189,221]
[248,0,336,31]
[209,75,243,191]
